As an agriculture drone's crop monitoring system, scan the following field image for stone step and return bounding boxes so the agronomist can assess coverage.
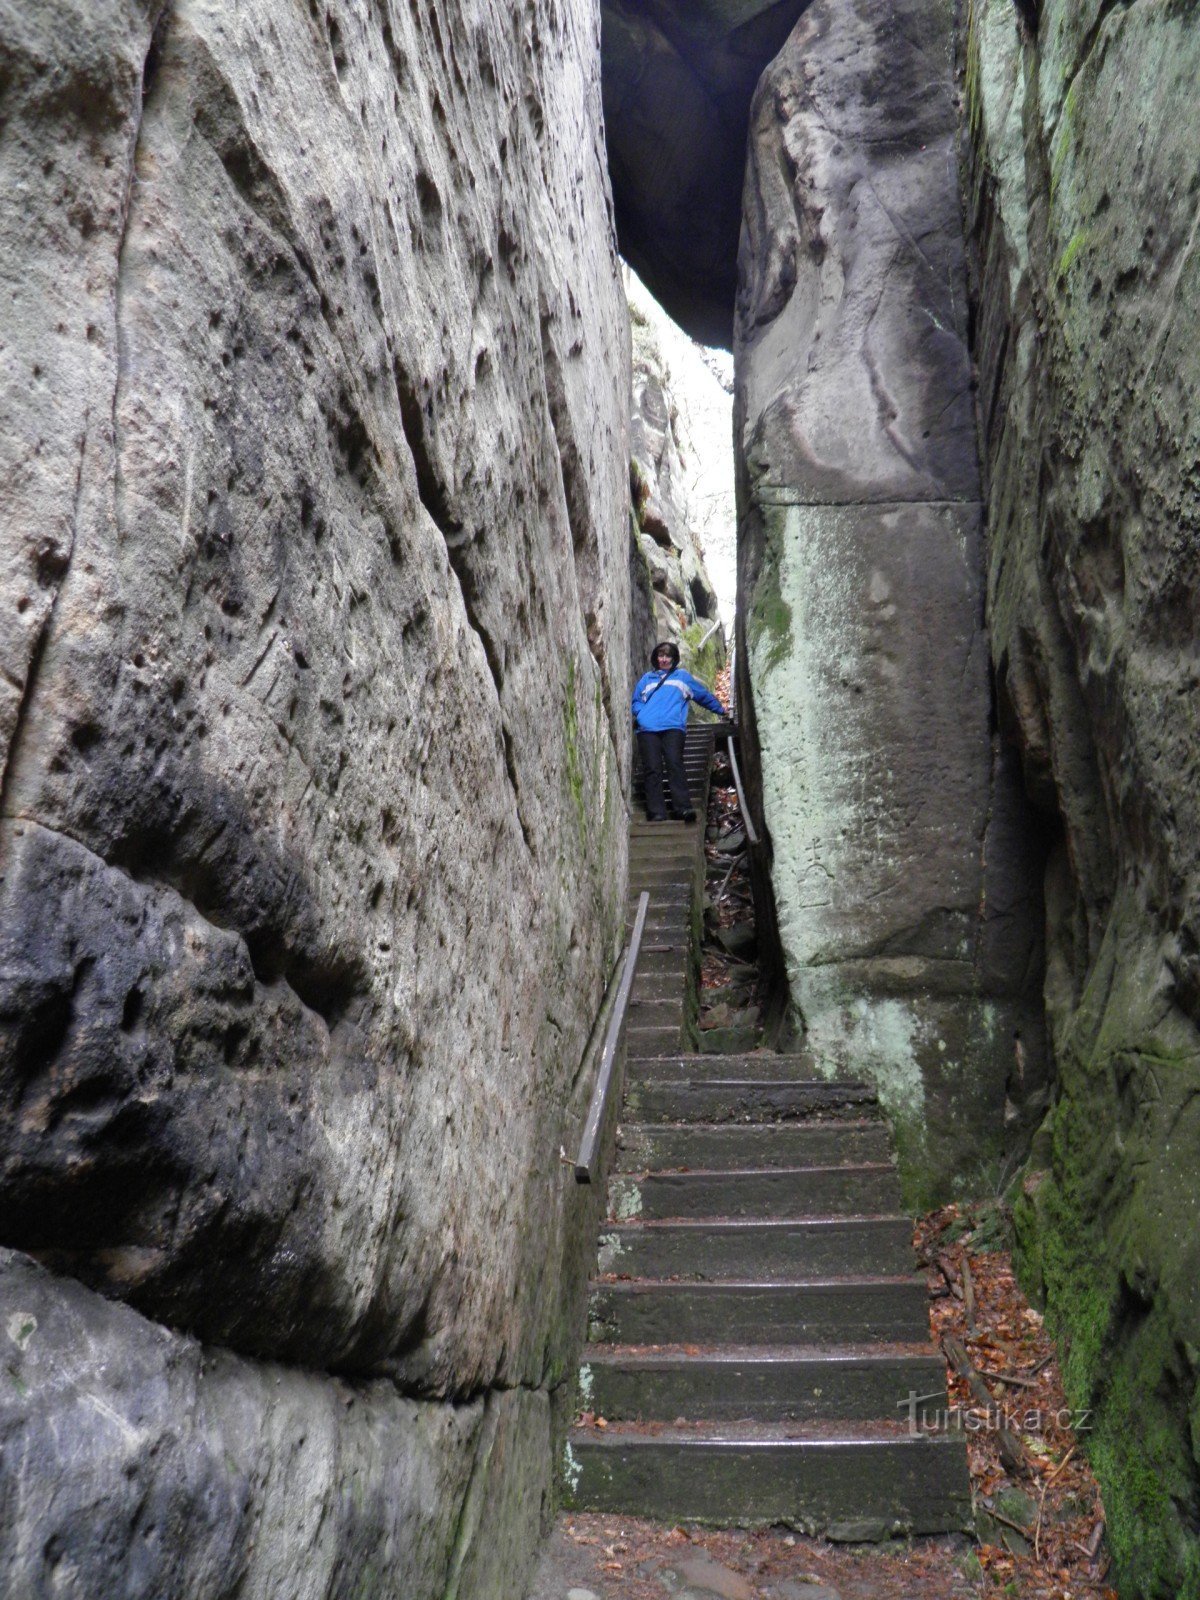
[631,899,694,918]
[629,819,705,837]
[628,870,699,889]
[630,973,689,1005]
[640,920,693,942]
[630,897,697,916]
[628,838,703,859]
[630,877,700,898]
[630,811,705,825]
[627,998,684,1031]
[608,1164,903,1222]
[625,1026,684,1056]
[630,852,702,871]
[615,1120,892,1171]
[588,1278,930,1346]
[633,947,691,972]
[596,1216,916,1280]
[624,1078,877,1124]
[580,1344,948,1424]
[564,1423,970,1535]
[626,909,693,934]
[624,1053,824,1082]
[636,933,692,950]
[633,944,692,977]
[629,885,693,909]
[630,877,696,897]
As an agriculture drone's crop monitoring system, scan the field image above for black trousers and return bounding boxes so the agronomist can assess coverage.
[638,728,692,819]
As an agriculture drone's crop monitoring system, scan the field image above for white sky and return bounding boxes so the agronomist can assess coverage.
[624,266,737,631]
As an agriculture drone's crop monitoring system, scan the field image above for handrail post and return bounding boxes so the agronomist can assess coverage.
[726,734,760,847]
[574,891,650,1184]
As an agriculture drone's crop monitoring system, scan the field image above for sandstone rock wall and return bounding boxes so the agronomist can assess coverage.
[0,0,629,1592]
[734,0,1047,1200]
[964,1,1200,1590]
[627,271,724,678]
[0,1247,552,1599]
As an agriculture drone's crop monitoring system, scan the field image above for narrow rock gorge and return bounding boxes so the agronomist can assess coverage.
[3,0,1199,1594]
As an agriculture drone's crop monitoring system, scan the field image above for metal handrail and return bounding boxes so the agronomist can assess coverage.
[726,734,760,847]
[574,891,649,1183]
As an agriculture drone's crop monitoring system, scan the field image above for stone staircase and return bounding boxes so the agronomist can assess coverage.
[565,725,971,1536]
[624,724,715,1058]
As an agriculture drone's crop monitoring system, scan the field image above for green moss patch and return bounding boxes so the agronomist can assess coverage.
[1057,228,1089,278]
[563,657,586,835]
[746,505,793,676]
[1013,940,1200,1597]
[681,617,727,694]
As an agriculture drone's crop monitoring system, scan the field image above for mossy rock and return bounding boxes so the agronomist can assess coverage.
[680,617,726,693]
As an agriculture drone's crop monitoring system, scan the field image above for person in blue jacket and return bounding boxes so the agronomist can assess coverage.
[632,640,728,822]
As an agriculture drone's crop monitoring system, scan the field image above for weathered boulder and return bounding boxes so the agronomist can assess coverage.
[0,1248,549,1599]
[601,0,808,345]
[964,0,1200,1590]
[0,0,628,1589]
[735,0,1046,1198]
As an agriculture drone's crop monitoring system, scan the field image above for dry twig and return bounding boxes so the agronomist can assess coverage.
[1048,1445,1077,1484]
[989,1507,1033,1539]
[936,1254,965,1300]
[942,1334,1030,1475]
[962,1253,977,1335]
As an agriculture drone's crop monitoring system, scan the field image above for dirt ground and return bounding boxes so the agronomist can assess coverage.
[526,1515,983,1599]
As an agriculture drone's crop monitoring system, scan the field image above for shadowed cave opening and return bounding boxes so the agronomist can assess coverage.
[601,0,811,348]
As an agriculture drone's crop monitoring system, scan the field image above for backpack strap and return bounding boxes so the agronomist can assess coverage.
[634,669,673,726]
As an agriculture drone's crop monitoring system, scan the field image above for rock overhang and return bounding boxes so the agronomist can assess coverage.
[601,0,810,347]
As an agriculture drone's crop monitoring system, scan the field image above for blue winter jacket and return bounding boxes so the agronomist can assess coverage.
[632,668,726,732]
